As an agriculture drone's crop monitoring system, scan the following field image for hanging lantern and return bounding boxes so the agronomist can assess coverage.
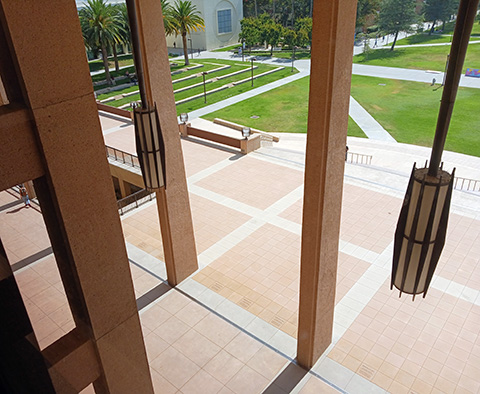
[391,0,477,299]
[392,164,454,298]
[133,103,166,191]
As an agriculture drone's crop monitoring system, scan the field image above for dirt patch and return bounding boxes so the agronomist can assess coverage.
[372,104,383,111]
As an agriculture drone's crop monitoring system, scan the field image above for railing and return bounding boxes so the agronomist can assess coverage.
[347,152,372,165]
[106,146,141,168]
[117,188,155,215]
[454,176,480,192]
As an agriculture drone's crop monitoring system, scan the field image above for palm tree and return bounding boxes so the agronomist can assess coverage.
[79,0,123,85]
[170,0,205,65]
[115,3,132,64]
[161,0,176,37]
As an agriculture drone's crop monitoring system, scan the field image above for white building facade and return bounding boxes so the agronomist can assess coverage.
[167,0,243,51]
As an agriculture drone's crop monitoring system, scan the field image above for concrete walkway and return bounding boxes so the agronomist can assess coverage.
[349,97,396,142]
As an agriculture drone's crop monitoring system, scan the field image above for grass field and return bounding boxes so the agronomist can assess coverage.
[202,76,366,138]
[353,42,480,72]
[202,75,480,156]
[99,59,298,114]
[350,75,480,156]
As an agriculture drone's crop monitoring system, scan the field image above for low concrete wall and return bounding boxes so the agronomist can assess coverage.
[97,102,132,120]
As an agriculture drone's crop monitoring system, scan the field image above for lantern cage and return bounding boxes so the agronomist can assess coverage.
[392,164,454,299]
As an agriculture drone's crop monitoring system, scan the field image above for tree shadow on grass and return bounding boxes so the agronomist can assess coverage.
[355,48,404,63]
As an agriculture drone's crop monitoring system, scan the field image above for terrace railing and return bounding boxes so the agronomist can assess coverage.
[454,176,480,193]
[347,152,372,165]
[106,146,140,168]
[117,188,155,215]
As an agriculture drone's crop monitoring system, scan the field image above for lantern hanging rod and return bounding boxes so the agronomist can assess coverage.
[428,0,479,177]
[125,0,148,109]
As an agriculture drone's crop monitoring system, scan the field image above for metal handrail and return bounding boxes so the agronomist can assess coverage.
[106,145,141,168]
[117,188,155,215]
[347,152,372,165]
[454,176,480,192]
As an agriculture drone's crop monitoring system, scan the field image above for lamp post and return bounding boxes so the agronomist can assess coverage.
[291,46,296,73]
[391,0,478,299]
[201,71,207,103]
[250,57,256,87]
[188,38,193,60]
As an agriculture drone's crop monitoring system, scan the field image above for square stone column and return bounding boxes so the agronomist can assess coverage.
[0,0,153,391]
[297,0,357,369]
[133,0,198,286]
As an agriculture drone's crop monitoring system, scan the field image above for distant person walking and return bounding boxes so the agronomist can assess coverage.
[19,184,31,207]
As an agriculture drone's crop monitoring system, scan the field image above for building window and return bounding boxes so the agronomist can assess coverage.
[217,9,232,34]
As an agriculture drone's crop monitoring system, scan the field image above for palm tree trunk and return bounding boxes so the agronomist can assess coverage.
[182,33,189,66]
[390,31,399,51]
[113,45,119,72]
[101,45,112,85]
[254,0,257,17]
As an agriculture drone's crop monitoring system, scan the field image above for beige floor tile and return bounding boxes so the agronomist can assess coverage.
[225,365,269,394]
[145,332,170,362]
[140,303,173,330]
[246,346,288,380]
[194,314,239,348]
[173,329,221,367]
[180,369,223,394]
[151,346,200,389]
[203,349,245,385]
[150,368,177,394]
[298,376,339,394]
[224,332,262,363]
[154,315,190,345]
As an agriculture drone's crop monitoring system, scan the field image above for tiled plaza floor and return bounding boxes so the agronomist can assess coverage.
[1,112,479,393]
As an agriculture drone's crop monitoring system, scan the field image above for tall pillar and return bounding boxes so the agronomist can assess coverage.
[133,0,198,285]
[297,0,357,368]
[0,0,153,392]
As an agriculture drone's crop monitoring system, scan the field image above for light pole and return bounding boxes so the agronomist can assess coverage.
[250,57,256,87]
[291,46,296,73]
[202,72,207,103]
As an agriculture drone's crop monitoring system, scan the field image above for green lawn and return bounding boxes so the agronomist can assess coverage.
[202,76,366,138]
[212,44,240,52]
[350,75,480,157]
[202,75,480,157]
[88,54,134,72]
[101,59,298,114]
[394,33,454,45]
[353,42,480,72]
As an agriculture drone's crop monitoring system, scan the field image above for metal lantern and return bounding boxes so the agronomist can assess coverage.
[133,104,166,191]
[391,0,477,298]
[392,165,454,298]
[180,113,189,123]
[242,126,251,139]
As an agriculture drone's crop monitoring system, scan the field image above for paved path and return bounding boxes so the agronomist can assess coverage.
[348,97,396,142]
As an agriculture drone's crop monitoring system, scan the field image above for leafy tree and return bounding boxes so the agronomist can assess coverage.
[356,0,380,32]
[239,17,261,53]
[424,0,458,33]
[79,0,123,85]
[264,22,283,54]
[294,17,312,48]
[170,0,205,66]
[378,0,418,50]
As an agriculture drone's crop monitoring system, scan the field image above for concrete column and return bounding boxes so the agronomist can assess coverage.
[134,0,198,285]
[296,0,357,368]
[1,1,153,392]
